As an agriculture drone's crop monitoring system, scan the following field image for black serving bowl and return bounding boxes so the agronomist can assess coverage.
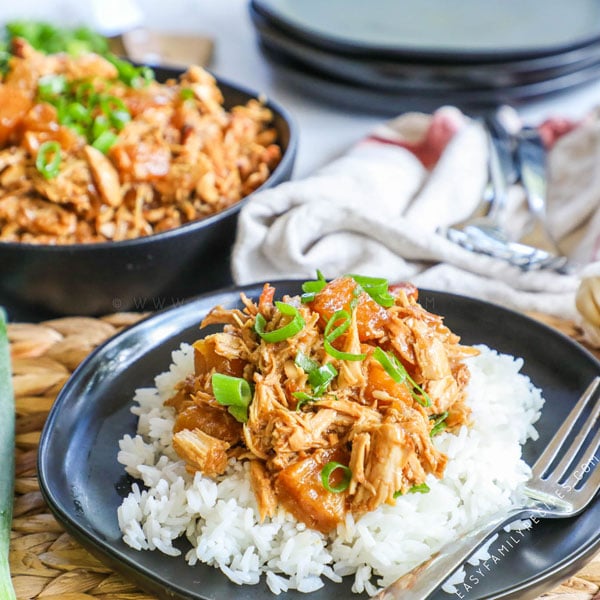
[0,69,297,320]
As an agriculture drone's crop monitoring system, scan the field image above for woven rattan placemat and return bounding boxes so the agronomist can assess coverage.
[8,311,600,600]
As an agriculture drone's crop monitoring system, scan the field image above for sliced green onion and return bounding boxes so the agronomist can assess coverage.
[348,274,394,308]
[211,373,253,423]
[254,301,305,343]
[410,483,430,494]
[180,88,195,100]
[106,55,155,87]
[301,270,327,303]
[100,95,127,114]
[66,101,91,124]
[68,123,87,137]
[106,54,138,85]
[54,97,68,124]
[294,351,319,374]
[308,363,338,397]
[92,114,110,139]
[37,73,67,100]
[430,411,448,437]
[98,96,131,131]
[293,391,317,411]
[110,110,131,131]
[295,351,338,397]
[6,21,107,56]
[323,310,366,362]
[35,141,61,179]
[65,39,91,56]
[74,81,98,105]
[373,346,431,407]
[133,65,155,88]
[92,130,118,154]
[321,461,352,493]
[393,482,431,498]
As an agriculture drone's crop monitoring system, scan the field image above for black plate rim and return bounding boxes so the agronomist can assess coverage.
[249,4,600,92]
[251,0,600,64]
[259,44,600,114]
[37,281,600,600]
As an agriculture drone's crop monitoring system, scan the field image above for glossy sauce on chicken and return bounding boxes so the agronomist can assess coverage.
[166,276,478,533]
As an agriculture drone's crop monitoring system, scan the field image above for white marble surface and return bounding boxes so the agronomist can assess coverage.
[3,0,600,177]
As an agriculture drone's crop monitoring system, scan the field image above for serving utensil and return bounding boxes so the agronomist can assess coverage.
[443,116,513,245]
[516,126,564,257]
[375,376,600,600]
[443,115,569,272]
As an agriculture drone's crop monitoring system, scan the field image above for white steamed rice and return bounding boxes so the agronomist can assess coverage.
[116,343,544,596]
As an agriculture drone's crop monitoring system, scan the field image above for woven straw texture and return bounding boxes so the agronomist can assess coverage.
[8,311,600,600]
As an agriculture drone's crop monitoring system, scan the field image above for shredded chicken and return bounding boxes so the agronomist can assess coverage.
[172,428,230,478]
[166,277,479,532]
[0,40,281,243]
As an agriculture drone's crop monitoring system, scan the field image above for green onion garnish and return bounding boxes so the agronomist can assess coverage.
[308,363,338,396]
[35,74,133,147]
[100,95,127,114]
[294,351,319,373]
[106,54,155,88]
[134,65,155,88]
[35,140,61,179]
[410,483,430,494]
[348,274,394,308]
[110,109,131,131]
[295,351,338,398]
[321,461,352,493]
[301,270,327,303]
[92,130,118,154]
[292,391,317,411]
[254,301,305,343]
[74,81,98,105]
[373,346,431,407]
[211,373,253,423]
[430,412,448,437]
[37,73,67,100]
[99,96,131,130]
[323,310,366,362]
[92,114,110,139]
[393,482,431,498]
[5,21,108,56]
[65,101,91,124]
[180,88,195,100]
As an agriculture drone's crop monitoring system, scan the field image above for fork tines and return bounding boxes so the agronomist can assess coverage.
[533,377,600,498]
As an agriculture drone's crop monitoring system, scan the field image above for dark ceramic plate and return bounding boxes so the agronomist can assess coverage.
[38,282,600,600]
[251,0,600,63]
[250,4,600,91]
[258,44,600,115]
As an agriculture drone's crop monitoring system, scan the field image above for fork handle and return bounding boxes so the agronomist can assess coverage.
[374,507,525,600]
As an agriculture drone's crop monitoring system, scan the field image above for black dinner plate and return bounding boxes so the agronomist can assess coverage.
[251,0,600,63]
[258,44,600,115]
[250,4,600,92]
[38,281,600,600]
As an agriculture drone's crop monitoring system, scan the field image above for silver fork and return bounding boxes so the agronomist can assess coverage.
[443,117,569,272]
[375,376,600,600]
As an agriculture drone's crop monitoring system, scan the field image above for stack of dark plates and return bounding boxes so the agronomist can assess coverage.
[250,0,600,114]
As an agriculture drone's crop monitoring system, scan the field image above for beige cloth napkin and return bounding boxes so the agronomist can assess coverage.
[232,106,600,322]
